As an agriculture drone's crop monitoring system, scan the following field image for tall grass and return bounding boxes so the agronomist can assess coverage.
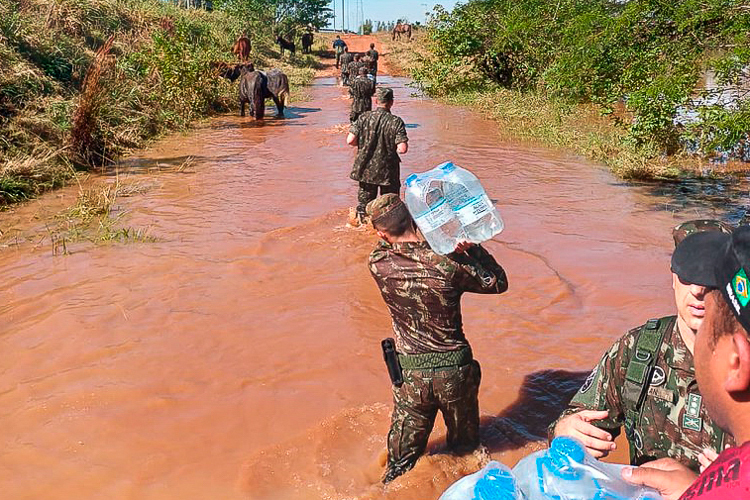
[0,0,317,207]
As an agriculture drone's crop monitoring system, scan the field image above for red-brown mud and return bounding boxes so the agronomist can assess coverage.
[0,69,742,500]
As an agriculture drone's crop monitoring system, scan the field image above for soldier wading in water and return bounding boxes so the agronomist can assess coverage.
[366,194,509,483]
[346,87,408,225]
[550,220,735,473]
[349,66,375,123]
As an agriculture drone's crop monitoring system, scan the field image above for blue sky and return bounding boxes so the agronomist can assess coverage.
[326,0,460,31]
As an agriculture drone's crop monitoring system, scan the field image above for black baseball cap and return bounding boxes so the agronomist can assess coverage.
[676,226,750,333]
[714,226,750,333]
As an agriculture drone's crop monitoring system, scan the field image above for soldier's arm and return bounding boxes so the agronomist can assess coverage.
[450,244,508,294]
[548,336,631,454]
[395,118,408,154]
[347,120,361,147]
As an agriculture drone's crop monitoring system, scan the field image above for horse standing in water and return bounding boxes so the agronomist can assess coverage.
[392,22,412,41]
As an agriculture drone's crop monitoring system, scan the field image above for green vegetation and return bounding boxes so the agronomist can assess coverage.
[0,0,328,207]
[413,0,750,178]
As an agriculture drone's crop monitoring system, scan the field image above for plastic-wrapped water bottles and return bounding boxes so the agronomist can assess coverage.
[513,437,662,500]
[404,168,466,255]
[439,162,504,242]
[438,437,663,500]
[404,162,504,255]
[439,461,520,500]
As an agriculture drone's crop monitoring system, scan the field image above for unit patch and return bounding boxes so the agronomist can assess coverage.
[579,368,597,394]
[649,366,666,387]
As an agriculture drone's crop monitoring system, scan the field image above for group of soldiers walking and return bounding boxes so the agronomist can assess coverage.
[337,34,750,498]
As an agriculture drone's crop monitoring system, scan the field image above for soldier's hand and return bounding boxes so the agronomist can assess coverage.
[454,241,475,254]
[621,458,697,500]
[698,447,719,473]
[553,410,615,458]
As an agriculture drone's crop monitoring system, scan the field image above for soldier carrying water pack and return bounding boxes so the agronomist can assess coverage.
[366,193,509,483]
[549,220,736,473]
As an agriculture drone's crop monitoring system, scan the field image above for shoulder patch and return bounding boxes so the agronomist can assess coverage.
[649,366,666,387]
[579,368,597,394]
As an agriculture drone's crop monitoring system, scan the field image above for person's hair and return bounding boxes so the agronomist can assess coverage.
[372,204,414,237]
[709,289,748,346]
[354,53,361,60]
[358,66,367,75]
[370,43,375,48]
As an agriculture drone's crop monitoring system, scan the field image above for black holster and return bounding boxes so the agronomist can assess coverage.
[381,338,403,387]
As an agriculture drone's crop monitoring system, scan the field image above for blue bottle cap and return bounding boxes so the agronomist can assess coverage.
[405,173,417,186]
[438,161,455,172]
[550,436,586,464]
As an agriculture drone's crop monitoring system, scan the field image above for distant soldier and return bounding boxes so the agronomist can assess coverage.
[232,33,251,63]
[339,47,354,85]
[349,66,375,123]
[366,42,379,83]
[366,193,508,483]
[345,53,365,86]
[346,87,408,224]
[333,35,347,68]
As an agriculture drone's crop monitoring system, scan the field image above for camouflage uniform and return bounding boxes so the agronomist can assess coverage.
[349,106,408,218]
[339,52,354,84]
[368,237,508,482]
[348,75,375,123]
[548,316,731,472]
[366,48,379,82]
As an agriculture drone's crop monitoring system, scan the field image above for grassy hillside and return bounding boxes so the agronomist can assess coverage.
[0,0,319,206]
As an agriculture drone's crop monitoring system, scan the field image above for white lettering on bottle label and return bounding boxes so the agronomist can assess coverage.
[454,194,493,225]
[415,198,454,232]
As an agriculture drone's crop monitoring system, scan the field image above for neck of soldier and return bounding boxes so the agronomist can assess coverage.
[383,229,420,244]
[676,316,697,354]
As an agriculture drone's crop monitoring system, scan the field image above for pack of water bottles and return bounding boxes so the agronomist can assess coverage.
[439,437,663,500]
[404,162,504,255]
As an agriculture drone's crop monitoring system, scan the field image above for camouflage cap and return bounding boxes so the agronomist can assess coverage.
[672,219,733,246]
[377,87,394,103]
[366,193,404,222]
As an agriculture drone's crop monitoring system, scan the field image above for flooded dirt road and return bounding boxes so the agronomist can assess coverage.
[2,58,749,499]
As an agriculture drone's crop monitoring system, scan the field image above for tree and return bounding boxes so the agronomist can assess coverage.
[361,18,373,35]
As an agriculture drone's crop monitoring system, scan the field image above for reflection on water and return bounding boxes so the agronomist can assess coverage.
[0,71,742,500]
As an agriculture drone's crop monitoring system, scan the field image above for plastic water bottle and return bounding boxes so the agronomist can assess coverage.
[512,437,663,500]
[439,461,520,500]
[438,162,504,243]
[405,170,466,255]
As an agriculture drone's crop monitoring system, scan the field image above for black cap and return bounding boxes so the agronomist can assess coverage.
[714,226,750,333]
[671,231,730,287]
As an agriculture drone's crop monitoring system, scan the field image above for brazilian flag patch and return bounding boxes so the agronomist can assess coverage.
[733,268,750,307]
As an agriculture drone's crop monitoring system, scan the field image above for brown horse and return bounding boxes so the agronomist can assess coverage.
[231,34,251,62]
[392,22,412,41]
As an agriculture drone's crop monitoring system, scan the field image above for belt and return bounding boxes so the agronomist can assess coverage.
[398,346,473,370]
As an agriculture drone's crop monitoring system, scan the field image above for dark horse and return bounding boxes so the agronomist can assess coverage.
[276,35,295,56]
[301,32,313,54]
[238,66,289,119]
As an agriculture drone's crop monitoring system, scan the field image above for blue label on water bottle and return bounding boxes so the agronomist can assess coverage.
[415,198,454,232]
[438,161,455,172]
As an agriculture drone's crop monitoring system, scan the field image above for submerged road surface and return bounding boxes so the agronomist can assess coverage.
[0,65,745,499]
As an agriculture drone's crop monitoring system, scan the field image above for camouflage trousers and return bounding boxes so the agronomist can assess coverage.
[384,360,482,483]
[358,182,398,218]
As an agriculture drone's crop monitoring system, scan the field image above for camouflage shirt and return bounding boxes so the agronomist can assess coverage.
[349,108,408,186]
[549,317,731,472]
[349,76,375,113]
[369,241,508,355]
[366,49,379,62]
[339,52,354,71]
[347,60,365,76]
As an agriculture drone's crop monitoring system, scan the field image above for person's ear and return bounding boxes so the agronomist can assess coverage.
[725,332,750,393]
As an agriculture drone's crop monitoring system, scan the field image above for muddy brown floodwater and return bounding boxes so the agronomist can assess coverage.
[1,69,748,500]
